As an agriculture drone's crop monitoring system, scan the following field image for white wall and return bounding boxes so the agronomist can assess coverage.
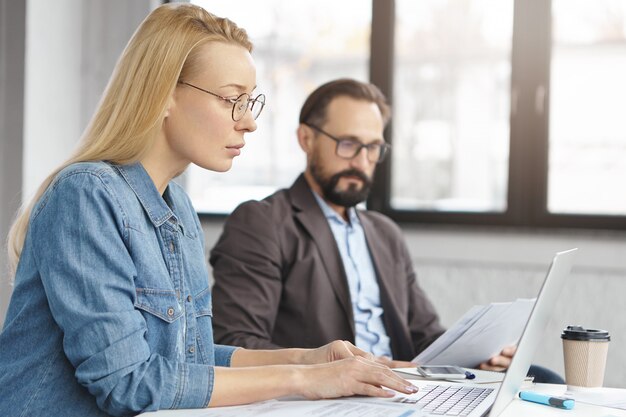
[0,0,153,325]
[23,0,154,199]
[23,0,83,200]
[0,0,26,325]
[201,219,626,388]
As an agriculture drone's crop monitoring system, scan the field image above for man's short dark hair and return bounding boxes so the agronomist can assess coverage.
[299,78,391,127]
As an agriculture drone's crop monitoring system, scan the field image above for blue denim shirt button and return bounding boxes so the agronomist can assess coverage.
[188,346,195,353]
[168,242,175,252]
[187,295,192,302]
[166,307,175,317]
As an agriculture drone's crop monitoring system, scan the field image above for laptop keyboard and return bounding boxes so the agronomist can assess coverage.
[397,384,494,416]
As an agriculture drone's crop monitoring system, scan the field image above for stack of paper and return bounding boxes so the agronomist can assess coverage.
[413,298,536,368]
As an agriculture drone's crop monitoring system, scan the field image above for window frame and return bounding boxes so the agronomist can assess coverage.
[194,0,626,230]
[367,0,626,231]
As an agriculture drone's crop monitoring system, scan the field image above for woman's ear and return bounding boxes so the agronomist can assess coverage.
[163,90,177,118]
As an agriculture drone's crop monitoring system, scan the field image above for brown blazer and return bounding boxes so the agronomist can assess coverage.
[210,174,444,360]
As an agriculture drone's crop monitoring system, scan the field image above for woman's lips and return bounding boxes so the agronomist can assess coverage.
[226,143,245,156]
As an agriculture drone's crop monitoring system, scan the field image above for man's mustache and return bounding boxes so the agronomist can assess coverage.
[330,169,372,187]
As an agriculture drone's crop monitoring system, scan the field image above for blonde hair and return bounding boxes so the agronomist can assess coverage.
[7,3,252,274]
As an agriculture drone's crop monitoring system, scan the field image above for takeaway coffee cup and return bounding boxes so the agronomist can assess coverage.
[561,325,610,389]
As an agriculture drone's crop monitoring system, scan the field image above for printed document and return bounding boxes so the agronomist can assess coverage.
[413,298,535,368]
[140,396,425,417]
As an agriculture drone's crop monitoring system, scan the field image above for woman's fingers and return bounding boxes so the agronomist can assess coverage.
[375,369,419,395]
[302,356,419,400]
[344,341,375,360]
[352,382,396,398]
[327,340,375,362]
[304,340,355,365]
[375,356,415,368]
[351,357,418,395]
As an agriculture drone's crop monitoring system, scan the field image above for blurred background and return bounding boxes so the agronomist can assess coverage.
[2,0,625,387]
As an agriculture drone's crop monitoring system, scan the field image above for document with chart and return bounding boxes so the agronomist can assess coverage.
[413,298,535,368]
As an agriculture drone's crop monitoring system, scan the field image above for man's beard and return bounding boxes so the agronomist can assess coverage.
[310,158,373,208]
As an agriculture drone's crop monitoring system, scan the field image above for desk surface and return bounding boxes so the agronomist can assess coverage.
[504,383,626,417]
[140,384,626,417]
[503,399,625,416]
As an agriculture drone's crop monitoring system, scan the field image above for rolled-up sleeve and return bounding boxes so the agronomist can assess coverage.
[214,345,238,367]
[30,171,214,415]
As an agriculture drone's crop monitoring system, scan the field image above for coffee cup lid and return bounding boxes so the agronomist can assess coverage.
[561,325,610,341]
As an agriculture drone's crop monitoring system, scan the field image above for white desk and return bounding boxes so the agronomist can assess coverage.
[501,384,626,416]
[141,384,626,417]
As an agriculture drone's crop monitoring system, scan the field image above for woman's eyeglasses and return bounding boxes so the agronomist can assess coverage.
[179,81,266,122]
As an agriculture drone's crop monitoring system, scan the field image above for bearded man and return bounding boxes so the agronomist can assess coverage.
[210,79,517,372]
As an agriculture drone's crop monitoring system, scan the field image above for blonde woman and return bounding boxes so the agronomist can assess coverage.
[0,3,417,417]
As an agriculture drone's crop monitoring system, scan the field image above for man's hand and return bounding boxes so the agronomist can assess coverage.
[479,345,517,371]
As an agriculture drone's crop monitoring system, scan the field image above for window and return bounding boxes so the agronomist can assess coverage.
[548,0,626,216]
[368,0,626,229]
[188,0,626,230]
[391,0,513,213]
[188,0,371,213]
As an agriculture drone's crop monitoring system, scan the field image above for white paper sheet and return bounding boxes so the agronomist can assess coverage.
[414,298,535,368]
[140,397,425,417]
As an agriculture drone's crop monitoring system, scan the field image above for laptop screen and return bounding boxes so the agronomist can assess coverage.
[488,248,577,416]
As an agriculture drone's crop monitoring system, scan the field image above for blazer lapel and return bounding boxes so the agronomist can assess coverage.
[289,175,355,335]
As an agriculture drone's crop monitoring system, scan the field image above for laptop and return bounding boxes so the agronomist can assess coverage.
[395,248,577,417]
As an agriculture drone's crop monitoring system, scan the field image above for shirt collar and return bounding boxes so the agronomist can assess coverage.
[115,162,175,227]
[312,191,360,226]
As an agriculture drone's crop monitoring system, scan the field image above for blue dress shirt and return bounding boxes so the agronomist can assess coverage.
[312,193,392,357]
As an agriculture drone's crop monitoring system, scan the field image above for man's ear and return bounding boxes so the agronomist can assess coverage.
[297,124,314,153]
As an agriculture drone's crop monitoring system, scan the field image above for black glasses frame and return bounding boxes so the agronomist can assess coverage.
[304,123,390,163]
[179,81,265,121]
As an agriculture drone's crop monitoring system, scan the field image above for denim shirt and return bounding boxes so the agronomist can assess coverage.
[0,162,236,417]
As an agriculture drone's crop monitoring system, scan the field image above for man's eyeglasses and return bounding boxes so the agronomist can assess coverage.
[304,123,390,164]
[179,81,266,122]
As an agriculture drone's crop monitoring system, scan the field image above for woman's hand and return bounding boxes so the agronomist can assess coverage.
[301,340,415,368]
[213,344,419,407]
[374,356,415,369]
[230,340,408,368]
[300,340,375,365]
[297,356,419,400]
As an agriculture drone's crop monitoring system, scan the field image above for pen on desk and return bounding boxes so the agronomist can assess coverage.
[518,391,575,410]
[464,371,475,380]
